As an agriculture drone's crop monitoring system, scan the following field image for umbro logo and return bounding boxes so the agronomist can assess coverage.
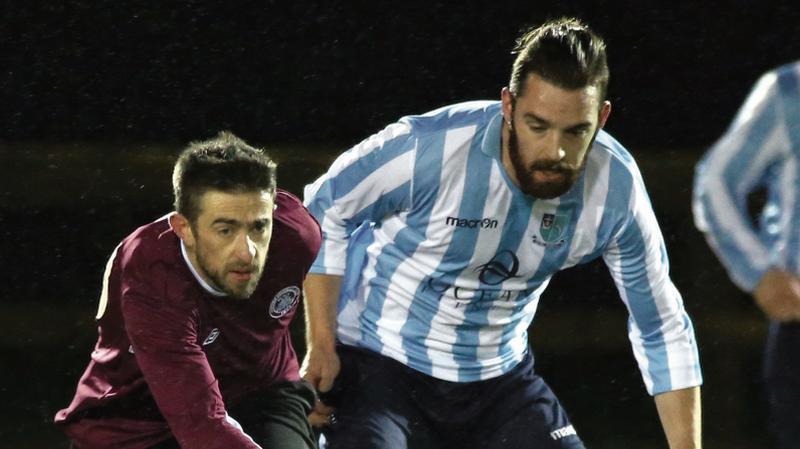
[127,329,221,354]
[446,216,499,229]
[202,328,221,346]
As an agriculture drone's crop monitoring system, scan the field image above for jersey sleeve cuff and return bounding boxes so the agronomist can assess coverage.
[308,264,346,276]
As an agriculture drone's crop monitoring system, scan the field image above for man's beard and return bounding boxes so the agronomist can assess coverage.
[508,125,591,199]
[196,247,264,300]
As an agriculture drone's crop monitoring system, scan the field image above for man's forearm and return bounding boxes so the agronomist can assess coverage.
[654,386,702,449]
[304,273,343,351]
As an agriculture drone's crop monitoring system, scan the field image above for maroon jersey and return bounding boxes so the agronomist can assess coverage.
[55,190,321,449]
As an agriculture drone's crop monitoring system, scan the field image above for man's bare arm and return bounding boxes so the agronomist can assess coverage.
[654,386,702,449]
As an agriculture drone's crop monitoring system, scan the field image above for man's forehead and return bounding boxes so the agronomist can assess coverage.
[519,73,601,105]
[198,189,274,220]
[515,74,601,123]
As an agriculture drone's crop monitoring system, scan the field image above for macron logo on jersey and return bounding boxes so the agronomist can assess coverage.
[446,216,499,229]
[550,424,577,441]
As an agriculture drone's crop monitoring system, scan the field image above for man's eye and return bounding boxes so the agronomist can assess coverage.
[217,228,232,236]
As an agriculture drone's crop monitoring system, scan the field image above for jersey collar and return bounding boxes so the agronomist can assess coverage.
[479,108,503,160]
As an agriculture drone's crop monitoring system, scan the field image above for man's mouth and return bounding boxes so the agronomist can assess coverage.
[533,169,567,182]
[229,270,254,282]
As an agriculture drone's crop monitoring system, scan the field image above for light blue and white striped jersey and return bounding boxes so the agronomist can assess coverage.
[694,62,800,292]
[305,101,702,395]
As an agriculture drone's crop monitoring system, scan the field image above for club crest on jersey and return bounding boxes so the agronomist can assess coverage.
[532,212,568,247]
[269,286,301,318]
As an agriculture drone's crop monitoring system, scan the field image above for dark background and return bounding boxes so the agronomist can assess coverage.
[2,1,798,448]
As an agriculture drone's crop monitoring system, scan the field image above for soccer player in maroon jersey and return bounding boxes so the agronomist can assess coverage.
[54,132,322,449]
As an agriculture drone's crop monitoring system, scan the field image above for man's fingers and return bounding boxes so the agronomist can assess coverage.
[317,374,335,393]
[301,369,321,390]
[314,400,334,415]
[308,400,335,428]
[308,410,331,427]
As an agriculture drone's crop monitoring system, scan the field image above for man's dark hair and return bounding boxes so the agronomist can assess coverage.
[509,17,609,103]
[172,131,277,221]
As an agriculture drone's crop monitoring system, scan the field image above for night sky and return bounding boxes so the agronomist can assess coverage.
[4,0,799,147]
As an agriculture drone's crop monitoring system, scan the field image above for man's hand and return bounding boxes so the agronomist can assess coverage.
[301,346,340,427]
[754,270,800,322]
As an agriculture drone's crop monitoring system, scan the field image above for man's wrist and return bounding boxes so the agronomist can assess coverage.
[307,334,337,353]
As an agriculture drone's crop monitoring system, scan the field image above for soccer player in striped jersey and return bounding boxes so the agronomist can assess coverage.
[303,18,702,449]
[693,61,800,449]
[55,132,322,449]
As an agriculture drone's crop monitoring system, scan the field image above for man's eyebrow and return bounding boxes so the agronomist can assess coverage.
[566,122,593,131]
[211,218,240,226]
[523,112,592,130]
[523,112,551,125]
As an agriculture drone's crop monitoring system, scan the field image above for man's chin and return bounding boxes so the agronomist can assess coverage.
[521,182,572,199]
[225,286,257,300]
[222,280,261,300]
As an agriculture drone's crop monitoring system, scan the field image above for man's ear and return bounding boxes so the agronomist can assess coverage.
[501,87,514,125]
[598,100,612,129]
[169,213,195,247]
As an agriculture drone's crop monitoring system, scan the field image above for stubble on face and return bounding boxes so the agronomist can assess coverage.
[194,241,264,299]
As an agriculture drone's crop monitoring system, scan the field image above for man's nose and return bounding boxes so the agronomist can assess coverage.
[542,132,566,161]
[234,233,257,262]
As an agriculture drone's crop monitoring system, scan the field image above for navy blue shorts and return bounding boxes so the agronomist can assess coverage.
[763,321,800,449]
[320,345,584,449]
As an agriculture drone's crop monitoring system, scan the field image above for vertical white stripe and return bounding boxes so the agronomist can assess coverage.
[96,243,123,320]
[337,212,408,350]
[374,126,477,368]
[564,150,612,266]
[473,196,561,377]
[777,156,797,265]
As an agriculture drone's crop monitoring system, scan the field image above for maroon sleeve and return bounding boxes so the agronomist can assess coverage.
[119,250,261,449]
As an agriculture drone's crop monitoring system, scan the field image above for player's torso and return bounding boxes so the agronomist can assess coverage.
[181,194,313,386]
[365,133,619,315]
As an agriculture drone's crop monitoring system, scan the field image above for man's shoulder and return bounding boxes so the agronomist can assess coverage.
[773,61,800,96]
[119,214,181,269]
[585,130,646,208]
[591,130,638,173]
[401,100,501,134]
[273,190,322,260]
[114,214,195,312]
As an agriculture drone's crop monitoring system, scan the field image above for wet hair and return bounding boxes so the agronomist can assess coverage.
[509,17,609,103]
[172,131,277,221]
